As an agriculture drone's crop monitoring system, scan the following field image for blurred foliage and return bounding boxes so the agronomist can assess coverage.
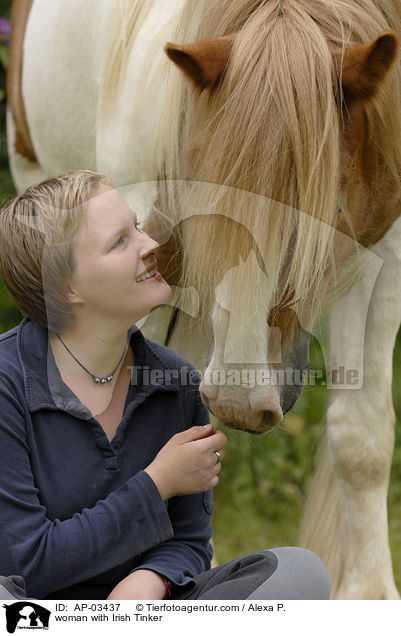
[0,0,400,596]
[0,0,19,332]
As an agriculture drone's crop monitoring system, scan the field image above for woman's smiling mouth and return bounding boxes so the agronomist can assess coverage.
[136,267,157,282]
[135,267,163,283]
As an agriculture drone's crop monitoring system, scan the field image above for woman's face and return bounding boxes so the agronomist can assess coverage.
[68,185,172,325]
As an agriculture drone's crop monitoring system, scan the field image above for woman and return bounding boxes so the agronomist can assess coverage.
[0,171,330,600]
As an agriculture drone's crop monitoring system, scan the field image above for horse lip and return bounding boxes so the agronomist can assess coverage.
[223,421,263,435]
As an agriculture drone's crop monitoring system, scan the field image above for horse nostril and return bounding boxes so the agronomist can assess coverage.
[262,409,282,428]
[263,410,275,425]
[249,387,283,427]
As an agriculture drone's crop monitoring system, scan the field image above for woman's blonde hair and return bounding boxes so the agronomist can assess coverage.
[0,170,112,332]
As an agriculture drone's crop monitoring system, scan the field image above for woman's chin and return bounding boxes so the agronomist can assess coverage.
[149,284,173,310]
[159,279,173,302]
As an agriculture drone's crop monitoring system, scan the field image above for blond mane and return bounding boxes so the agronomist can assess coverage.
[156,0,401,331]
[98,0,154,117]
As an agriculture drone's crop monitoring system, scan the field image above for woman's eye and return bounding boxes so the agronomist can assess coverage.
[114,236,126,248]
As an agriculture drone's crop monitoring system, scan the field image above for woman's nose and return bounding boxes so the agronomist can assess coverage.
[140,233,160,257]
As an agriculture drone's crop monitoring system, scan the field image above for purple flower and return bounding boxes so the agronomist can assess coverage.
[0,19,11,45]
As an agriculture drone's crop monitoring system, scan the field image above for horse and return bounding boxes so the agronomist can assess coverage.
[6,0,401,599]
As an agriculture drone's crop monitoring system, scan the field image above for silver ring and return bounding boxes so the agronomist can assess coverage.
[215,450,221,463]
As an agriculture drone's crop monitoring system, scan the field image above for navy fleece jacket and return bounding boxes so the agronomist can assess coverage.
[0,318,213,599]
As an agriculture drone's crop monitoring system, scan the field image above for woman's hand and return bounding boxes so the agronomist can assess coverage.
[144,424,228,500]
[107,569,165,599]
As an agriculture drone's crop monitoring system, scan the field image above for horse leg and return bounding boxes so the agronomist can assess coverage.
[300,218,401,599]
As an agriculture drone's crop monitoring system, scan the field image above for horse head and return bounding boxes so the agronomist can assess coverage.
[162,2,400,433]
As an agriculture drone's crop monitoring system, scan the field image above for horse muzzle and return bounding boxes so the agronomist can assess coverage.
[200,379,284,434]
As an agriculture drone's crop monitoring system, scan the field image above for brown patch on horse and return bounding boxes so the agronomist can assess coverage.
[335,31,401,249]
[7,0,37,162]
[339,100,401,248]
[165,34,235,92]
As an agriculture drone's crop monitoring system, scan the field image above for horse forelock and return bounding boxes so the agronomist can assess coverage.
[158,0,401,334]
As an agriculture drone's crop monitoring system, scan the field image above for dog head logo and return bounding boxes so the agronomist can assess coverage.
[3,602,50,633]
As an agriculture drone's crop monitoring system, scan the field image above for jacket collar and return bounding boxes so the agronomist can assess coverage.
[17,318,179,414]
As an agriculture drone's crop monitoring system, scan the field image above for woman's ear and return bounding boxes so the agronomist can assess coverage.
[66,284,82,305]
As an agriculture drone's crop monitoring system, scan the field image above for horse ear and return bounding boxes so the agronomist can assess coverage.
[338,30,399,104]
[165,34,236,91]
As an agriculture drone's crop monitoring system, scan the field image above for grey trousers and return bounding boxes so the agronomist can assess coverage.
[180,547,330,600]
[0,548,330,601]
[0,575,27,600]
